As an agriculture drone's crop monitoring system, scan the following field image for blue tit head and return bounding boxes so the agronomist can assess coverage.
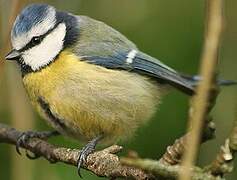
[6,4,79,71]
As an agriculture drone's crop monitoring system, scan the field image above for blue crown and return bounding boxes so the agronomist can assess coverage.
[12,4,53,37]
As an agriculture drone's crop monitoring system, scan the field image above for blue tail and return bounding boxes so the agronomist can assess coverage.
[181,75,237,87]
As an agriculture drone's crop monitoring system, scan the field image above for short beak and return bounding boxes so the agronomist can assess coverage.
[5,49,21,60]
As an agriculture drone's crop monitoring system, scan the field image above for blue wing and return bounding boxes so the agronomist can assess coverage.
[80,49,195,95]
[74,16,236,95]
[73,16,195,94]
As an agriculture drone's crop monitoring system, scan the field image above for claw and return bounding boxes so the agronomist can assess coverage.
[16,132,28,155]
[25,150,41,159]
[16,136,23,155]
[77,135,102,177]
[15,130,59,158]
[77,151,87,177]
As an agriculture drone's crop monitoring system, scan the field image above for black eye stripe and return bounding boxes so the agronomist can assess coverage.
[19,23,60,52]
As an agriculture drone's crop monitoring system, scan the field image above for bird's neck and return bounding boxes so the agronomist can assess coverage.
[56,11,79,48]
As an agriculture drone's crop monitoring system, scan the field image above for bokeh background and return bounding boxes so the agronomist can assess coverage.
[0,0,236,179]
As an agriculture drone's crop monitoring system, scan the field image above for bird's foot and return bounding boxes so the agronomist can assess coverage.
[77,135,102,177]
[16,130,59,159]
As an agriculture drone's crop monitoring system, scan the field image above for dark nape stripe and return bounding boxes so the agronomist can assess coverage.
[38,97,67,130]
[56,11,79,48]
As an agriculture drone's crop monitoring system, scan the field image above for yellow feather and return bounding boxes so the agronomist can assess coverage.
[23,50,163,144]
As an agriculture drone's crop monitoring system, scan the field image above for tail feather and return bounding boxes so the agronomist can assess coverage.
[181,75,237,87]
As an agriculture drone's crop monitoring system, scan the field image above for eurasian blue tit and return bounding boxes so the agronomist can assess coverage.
[5,3,235,176]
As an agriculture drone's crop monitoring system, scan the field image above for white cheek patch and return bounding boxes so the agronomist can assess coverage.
[22,23,66,71]
[12,7,56,50]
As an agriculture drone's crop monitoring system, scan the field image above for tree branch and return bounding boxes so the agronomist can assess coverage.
[0,123,153,179]
[1,122,225,180]
[0,123,227,179]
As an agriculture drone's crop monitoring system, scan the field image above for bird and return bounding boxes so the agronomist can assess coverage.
[5,3,235,176]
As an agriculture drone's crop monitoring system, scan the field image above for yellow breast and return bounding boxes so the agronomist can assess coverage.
[23,50,163,144]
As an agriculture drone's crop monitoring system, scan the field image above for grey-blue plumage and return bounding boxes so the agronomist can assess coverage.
[9,3,236,95]
[12,4,50,37]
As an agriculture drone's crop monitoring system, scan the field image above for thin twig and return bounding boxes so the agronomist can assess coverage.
[121,157,222,180]
[159,133,188,165]
[159,106,217,165]
[179,0,223,180]
[207,111,237,176]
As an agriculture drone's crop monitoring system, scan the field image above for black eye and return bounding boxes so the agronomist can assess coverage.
[31,36,41,45]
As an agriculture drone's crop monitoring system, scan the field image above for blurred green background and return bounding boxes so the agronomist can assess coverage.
[0,0,237,179]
